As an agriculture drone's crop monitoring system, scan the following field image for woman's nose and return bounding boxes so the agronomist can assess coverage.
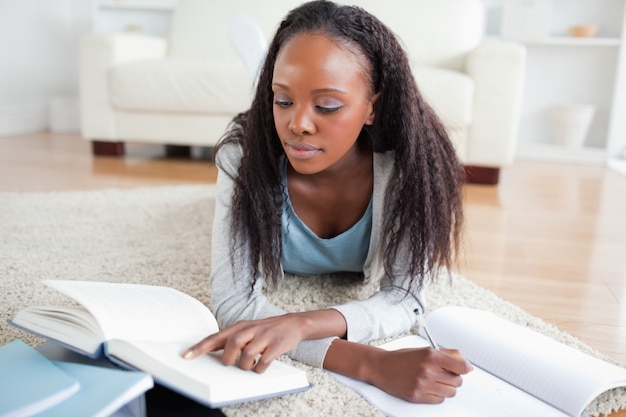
[289,107,316,136]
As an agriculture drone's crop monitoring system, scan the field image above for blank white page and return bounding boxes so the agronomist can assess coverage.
[330,336,568,417]
[426,306,626,416]
[45,280,218,343]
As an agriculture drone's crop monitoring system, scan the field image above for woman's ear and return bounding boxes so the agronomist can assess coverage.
[365,93,381,125]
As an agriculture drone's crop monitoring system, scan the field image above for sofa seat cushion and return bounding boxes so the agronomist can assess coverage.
[412,65,474,130]
[110,58,252,115]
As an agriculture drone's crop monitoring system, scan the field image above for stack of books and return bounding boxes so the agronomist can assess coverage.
[0,340,153,417]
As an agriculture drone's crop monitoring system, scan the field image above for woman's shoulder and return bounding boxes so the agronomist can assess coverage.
[215,141,244,176]
[373,150,395,174]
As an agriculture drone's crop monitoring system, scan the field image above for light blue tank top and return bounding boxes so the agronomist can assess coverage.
[281,163,372,276]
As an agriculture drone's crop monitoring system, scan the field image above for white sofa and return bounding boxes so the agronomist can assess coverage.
[79,0,526,184]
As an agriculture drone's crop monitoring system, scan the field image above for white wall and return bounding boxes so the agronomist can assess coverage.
[484,0,626,162]
[0,0,92,136]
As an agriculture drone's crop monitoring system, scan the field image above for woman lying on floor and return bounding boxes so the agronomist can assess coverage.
[184,0,472,403]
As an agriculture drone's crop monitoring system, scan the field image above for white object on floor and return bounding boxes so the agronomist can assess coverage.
[552,104,595,149]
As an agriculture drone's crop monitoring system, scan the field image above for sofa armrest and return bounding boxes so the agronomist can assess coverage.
[466,39,526,166]
[79,33,167,140]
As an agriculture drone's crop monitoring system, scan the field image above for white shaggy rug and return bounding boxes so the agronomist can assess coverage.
[1,185,624,417]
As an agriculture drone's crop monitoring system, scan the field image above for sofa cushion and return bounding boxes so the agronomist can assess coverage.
[168,0,301,59]
[110,58,252,115]
[413,66,474,130]
[351,0,484,71]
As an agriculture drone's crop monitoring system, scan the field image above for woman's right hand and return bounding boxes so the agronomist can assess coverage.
[368,346,473,403]
[324,339,473,404]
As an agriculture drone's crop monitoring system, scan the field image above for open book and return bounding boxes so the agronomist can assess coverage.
[331,306,626,417]
[9,280,311,408]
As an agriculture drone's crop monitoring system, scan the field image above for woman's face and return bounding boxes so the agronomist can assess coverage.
[272,33,377,175]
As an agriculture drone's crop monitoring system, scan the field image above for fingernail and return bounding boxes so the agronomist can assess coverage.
[182,349,194,359]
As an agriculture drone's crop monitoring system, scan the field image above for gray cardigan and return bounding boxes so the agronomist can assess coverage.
[209,143,424,368]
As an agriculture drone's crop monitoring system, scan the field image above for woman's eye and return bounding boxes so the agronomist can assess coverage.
[316,105,341,114]
[274,100,292,108]
[316,98,342,114]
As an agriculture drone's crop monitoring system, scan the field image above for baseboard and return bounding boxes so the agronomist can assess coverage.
[515,142,606,165]
[49,97,80,133]
[0,103,48,137]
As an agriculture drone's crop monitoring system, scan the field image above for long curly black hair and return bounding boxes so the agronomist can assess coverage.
[215,0,464,293]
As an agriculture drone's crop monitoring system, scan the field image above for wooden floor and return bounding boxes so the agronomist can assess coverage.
[1,132,625,369]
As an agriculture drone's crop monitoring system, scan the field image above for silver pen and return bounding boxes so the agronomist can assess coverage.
[414,304,440,350]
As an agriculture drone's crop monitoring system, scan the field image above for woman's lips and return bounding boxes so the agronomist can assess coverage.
[285,142,321,160]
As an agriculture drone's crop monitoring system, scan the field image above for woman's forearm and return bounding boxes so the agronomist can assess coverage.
[289,308,348,340]
[323,338,380,382]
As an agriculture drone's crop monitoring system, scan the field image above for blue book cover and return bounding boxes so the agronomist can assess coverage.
[36,361,153,417]
[0,340,79,417]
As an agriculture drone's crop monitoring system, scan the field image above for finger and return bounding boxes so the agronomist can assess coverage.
[222,330,256,366]
[238,343,262,371]
[411,379,458,403]
[252,344,284,374]
[438,349,474,374]
[182,333,226,359]
[233,331,282,371]
[422,393,446,404]
[438,372,464,389]
[434,380,459,399]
